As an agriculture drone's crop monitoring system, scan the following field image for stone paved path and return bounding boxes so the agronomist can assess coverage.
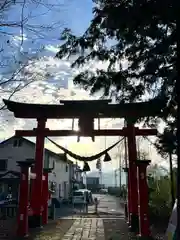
[62,218,105,240]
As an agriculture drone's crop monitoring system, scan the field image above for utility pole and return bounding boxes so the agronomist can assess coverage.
[99,160,102,188]
[114,169,118,187]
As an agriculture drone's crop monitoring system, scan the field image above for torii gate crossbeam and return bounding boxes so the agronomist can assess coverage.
[15,128,157,137]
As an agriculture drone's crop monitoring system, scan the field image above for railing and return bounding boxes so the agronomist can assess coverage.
[0,204,17,219]
[0,203,55,220]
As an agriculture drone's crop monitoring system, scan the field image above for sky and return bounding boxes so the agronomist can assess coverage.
[0,0,167,171]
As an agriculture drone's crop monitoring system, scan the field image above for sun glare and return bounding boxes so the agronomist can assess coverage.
[73,125,79,132]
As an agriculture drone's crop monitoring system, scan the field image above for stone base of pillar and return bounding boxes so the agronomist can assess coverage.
[28,215,42,228]
[129,214,139,233]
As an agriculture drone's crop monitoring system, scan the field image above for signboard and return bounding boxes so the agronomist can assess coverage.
[165,199,177,240]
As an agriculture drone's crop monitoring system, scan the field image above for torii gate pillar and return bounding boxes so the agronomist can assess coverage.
[126,122,139,233]
[123,167,131,224]
[16,160,34,237]
[137,160,152,238]
[30,118,46,228]
[124,121,156,234]
[42,168,53,225]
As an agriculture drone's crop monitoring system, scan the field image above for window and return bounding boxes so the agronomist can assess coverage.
[13,139,23,147]
[65,165,68,172]
[73,191,83,196]
[0,160,8,171]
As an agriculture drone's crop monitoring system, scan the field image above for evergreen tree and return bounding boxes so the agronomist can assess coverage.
[56,0,176,106]
[156,128,176,207]
[56,0,177,157]
[156,128,177,156]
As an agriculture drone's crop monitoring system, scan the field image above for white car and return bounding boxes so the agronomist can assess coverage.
[72,190,87,204]
[100,188,108,194]
[72,189,93,204]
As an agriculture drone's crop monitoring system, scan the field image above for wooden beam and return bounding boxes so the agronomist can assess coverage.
[3,99,165,119]
[60,99,111,105]
[15,128,157,137]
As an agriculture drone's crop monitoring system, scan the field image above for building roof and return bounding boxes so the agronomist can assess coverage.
[0,170,20,180]
[0,136,73,164]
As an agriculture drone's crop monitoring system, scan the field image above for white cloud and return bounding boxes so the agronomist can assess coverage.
[0,48,166,170]
[45,45,59,53]
[0,47,166,171]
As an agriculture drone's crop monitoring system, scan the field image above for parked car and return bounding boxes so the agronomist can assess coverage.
[72,189,93,205]
[79,189,93,203]
[99,188,108,194]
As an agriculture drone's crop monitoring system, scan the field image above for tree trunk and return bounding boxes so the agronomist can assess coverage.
[169,153,175,208]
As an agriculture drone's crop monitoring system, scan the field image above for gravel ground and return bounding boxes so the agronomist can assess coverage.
[103,218,136,240]
[103,218,166,240]
[27,219,74,240]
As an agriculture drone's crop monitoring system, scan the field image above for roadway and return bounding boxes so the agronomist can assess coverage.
[91,193,124,215]
[56,193,125,218]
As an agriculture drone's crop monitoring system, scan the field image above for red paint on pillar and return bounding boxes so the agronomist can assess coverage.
[42,171,49,225]
[29,165,35,207]
[30,119,46,220]
[127,124,138,221]
[127,168,132,224]
[137,160,151,237]
[17,166,30,237]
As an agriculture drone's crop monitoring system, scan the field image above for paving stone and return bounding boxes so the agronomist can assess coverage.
[61,218,105,240]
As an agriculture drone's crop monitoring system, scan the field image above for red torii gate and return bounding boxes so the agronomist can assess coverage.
[3,98,164,238]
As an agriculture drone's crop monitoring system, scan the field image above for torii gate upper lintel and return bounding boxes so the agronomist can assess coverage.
[3,98,164,237]
[3,98,164,119]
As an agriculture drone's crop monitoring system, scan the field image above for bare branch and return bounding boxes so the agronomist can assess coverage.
[0,0,68,111]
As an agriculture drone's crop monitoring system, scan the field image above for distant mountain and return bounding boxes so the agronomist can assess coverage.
[87,170,126,187]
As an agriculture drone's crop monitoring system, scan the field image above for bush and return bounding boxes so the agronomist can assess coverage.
[148,174,173,223]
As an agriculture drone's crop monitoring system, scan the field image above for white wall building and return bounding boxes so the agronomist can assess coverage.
[48,153,70,200]
[0,136,72,203]
[69,163,84,191]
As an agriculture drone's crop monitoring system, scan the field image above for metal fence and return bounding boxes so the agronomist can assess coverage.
[0,202,56,218]
[0,204,17,219]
